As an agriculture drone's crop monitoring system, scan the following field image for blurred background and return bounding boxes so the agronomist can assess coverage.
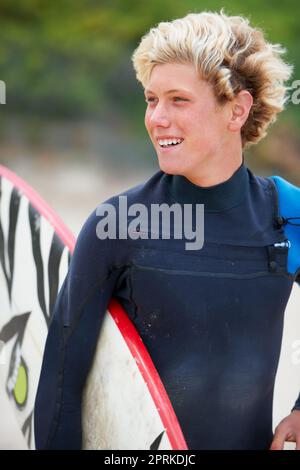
[0,0,299,235]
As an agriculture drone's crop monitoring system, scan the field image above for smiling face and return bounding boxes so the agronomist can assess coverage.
[144,62,240,185]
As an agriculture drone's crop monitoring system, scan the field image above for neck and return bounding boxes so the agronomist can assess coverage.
[185,143,243,188]
[168,157,248,212]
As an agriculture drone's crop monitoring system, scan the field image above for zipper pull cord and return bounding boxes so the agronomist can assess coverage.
[276,216,300,227]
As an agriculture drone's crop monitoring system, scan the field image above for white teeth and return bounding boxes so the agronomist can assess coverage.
[158,138,183,147]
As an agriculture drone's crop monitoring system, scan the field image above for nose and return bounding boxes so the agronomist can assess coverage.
[148,102,171,127]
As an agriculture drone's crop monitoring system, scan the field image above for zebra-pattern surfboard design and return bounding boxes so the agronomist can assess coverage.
[0,174,70,448]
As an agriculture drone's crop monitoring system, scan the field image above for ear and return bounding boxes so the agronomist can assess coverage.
[228,90,253,133]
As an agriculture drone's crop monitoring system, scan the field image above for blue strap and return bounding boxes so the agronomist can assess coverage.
[270,176,300,279]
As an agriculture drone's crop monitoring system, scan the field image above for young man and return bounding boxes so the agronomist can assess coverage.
[34,10,300,449]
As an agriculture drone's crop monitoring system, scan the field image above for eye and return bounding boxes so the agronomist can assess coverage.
[173,97,188,102]
[145,97,156,104]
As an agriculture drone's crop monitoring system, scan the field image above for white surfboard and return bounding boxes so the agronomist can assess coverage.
[0,164,187,450]
[273,283,300,432]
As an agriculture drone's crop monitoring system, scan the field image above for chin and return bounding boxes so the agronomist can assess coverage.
[158,162,183,176]
[157,157,185,176]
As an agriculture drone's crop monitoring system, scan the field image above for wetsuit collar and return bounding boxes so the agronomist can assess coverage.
[168,160,249,212]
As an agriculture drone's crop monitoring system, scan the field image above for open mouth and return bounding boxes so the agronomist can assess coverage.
[158,138,184,149]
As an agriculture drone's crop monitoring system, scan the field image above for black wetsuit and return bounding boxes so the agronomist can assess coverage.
[34,163,299,449]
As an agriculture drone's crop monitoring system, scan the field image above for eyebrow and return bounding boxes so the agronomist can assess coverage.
[144,88,191,95]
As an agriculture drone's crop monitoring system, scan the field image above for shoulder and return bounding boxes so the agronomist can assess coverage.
[108,170,167,206]
[81,170,164,222]
[269,176,300,215]
[74,170,166,253]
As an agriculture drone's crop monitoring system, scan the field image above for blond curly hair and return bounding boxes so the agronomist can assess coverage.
[132,10,293,148]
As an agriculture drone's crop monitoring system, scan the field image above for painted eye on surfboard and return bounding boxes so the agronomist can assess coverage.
[12,357,28,408]
[0,312,31,409]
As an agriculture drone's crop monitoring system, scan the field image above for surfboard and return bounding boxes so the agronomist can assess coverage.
[0,164,187,450]
[273,282,300,432]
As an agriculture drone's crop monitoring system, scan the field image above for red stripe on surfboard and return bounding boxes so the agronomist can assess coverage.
[109,298,188,450]
[0,164,188,450]
[0,164,76,252]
